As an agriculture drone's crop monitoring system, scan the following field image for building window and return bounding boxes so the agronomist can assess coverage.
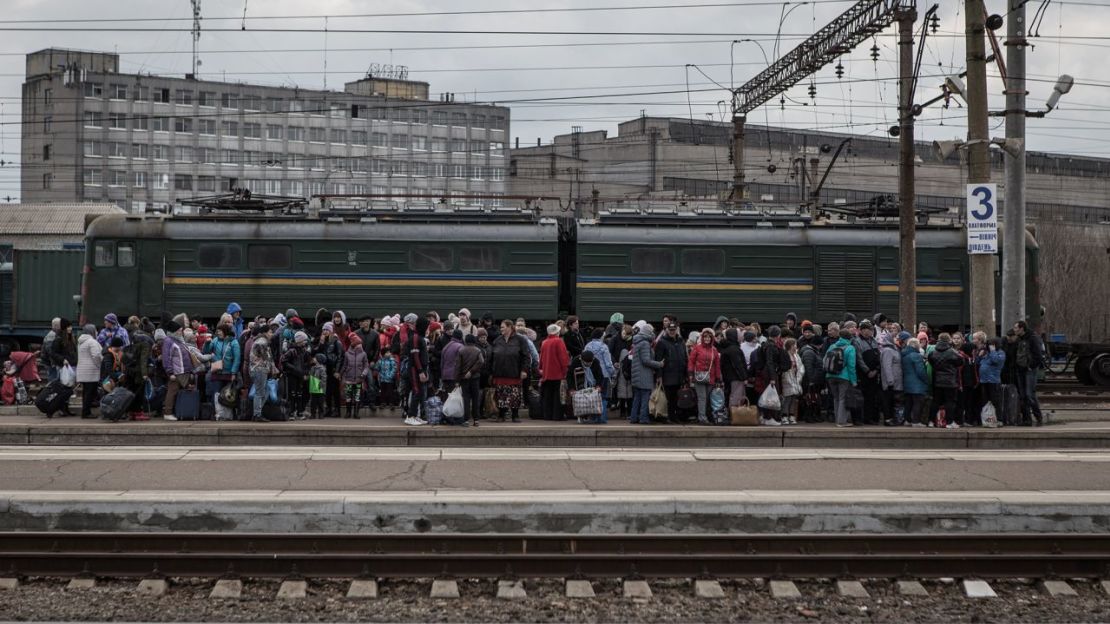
[175,146,194,162]
[264,98,284,113]
[265,124,283,140]
[351,158,367,173]
[153,88,170,103]
[105,114,123,130]
[490,167,504,182]
[133,172,147,188]
[459,248,501,272]
[243,123,261,139]
[43,88,52,107]
[109,170,127,187]
[412,136,427,150]
[43,116,52,133]
[175,90,193,105]
[248,245,291,270]
[371,132,387,147]
[450,112,467,126]
[221,149,237,165]
[372,159,387,174]
[432,163,447,177]
[132,144,149,159]
[289,99,305,113]
[221,121,238,137]
[198,119,216,135]
[198,91,216,107]
[410,247,452,272]
[43,145,51,161]
[132,86,149,101]
[450,139,466,153]
[152,173,170,190]
[351,130,368,145]
[432,111,447,125]
[469,165,483,180]
[83,112,102,128]
[42,173,52,190]
[413,110,428,124]
[199,148,217,164]
[197,244,243,269]
[111,84,128,100]
[133,115,149,130]
[470,140,486,154]
[174,174,193,191]
[412,162,427,176]
[287,126,304,142]
[109,142,128,158]
[390,134,408,149]
[631,249,676,274]
[431,138,447,152]
[152,145,168,160]
[197,176,216,192]
[83,83,103,98]
[174,117,193,133]
[309,127,326,143]
[83,141,102,156]
[330,129,347,144]
[151,116,169,132]
[83,169,103,186]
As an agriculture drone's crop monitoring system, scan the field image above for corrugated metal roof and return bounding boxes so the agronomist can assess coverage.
[0,203,124,236]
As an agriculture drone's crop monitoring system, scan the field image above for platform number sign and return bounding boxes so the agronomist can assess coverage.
[966,183,999,255]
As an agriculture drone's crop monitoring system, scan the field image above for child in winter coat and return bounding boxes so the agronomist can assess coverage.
[308,353,327,419]
[338,335,369,419]
[374,347,398,408]
[780,338,806,426]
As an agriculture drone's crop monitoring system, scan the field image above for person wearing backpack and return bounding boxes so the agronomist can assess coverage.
[1014,320,1045,426]
[824,332,857,427]
[686,328,721,425]
[901,337,930,426]
[927,333,963,429]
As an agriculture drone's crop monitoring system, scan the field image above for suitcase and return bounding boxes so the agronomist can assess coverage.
[35,380,73,416]
[199,403,215,421]
[99,387,136,422]
[262,400,288,422]
[1001,384,1022,426]
[174,388,201,421]
[527,389,542,419]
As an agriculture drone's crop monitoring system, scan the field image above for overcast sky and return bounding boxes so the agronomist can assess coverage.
[0,0,1105,200]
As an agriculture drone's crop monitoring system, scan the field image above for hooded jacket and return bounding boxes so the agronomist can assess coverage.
[654,330,688,387]
[161,333,186,376]
[879,337,903,391]
[585,338,616,380]
[687,337,722,385]
[630,328,663,390]
[76,333,104,383]
[717,329,748,385]
[977,347,1006,385]
[927,339,962,389]
[800,341,824,388]
[826,337,858,386]
[226,302,244,339]
[901,345,929,395]
[339,341,369,384]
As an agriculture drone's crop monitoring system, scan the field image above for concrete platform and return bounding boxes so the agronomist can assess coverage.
[1,413,1109,449]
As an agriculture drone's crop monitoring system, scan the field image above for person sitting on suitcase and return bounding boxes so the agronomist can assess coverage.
[100,337,126,395]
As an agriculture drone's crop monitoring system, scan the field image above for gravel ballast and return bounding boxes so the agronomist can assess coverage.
[1,577,1108,622]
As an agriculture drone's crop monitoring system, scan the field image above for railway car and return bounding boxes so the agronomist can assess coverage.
[0,249,84,351]
[574,214,1040,327]
[81,212,561,324]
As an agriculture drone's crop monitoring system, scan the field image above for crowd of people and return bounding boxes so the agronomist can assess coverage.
[30,304,1049,428]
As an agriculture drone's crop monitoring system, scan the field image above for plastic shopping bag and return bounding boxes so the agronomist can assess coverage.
[443,387,465,419]
[59,363,76,388]
[758,384,781,412]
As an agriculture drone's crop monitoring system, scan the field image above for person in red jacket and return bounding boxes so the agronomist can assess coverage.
[687,328,722,424]
[538,323,570,421]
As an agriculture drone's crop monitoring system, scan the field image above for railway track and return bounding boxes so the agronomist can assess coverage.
[1,533,1107,580]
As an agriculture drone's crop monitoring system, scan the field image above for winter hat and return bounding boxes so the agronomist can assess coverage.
[859,319,874,330]
[389,314,401,327]
[272,313,287,328]
[290,317,304,329]
[843,312,857,323]
[403,313,418,324]
[725,328,739,344]
[154,329,166,341]
[163,320,181,334]
[349,335,362,348]
[83,324,97,336]
[285,309,299,321]
[322,322,335,333]
[109,337,124,348]
[380,317,396,329]
[172,313,189,328]
[917,331,929,344]
[768,325,782,338]
[801,322,814,333]
[452,329,464,341]
[700,327,715,337]
[184,328,195,341]
[428,321,443,335]
[294,331,309,344]
[315,353,327,365]
[104,313,120,326]
[687,331,700,345]
[898,331,912,343]
[447,313,459,325]
[547,323,561,336]
[785,312,798,323]
[610,312,624,325]
[458,308,471,318]
[633,319,648,333]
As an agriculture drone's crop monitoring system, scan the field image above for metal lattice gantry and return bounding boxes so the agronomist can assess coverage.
[732,0,915,115]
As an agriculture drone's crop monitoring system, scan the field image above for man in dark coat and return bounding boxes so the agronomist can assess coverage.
[653,323,688,422]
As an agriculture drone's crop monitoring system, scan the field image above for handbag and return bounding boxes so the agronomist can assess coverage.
[676,386,697,411]
[693,350,716,384]
[210,360,224,373]
[572,386,603,417]
[730,399,760,426]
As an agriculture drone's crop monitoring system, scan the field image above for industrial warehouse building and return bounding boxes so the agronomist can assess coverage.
[509,115,1110,225]
[20,48,510,211]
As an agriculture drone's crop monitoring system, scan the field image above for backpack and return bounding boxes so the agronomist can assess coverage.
[748,346,764,376]
[122,342,144,380]
[823,346,846,375]
[1015,339,1031,369]
[776,345,792,372]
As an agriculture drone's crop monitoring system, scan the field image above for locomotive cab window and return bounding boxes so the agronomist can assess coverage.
[117,242,136,268]
[631,248,675,274]
[681,249,725,275]
[459,247,501,272]
[93,241,115,267]
[410,246,453,272]
[197,244,242,269]
[248,245,292,270]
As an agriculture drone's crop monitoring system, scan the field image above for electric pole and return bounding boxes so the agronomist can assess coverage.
[1001,0,1027,329]
[966,0,995,334]
[897,6,918,329]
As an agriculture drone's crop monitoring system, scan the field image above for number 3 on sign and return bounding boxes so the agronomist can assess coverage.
[970,186,994,220]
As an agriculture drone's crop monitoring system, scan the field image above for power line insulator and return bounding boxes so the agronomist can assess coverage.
[870,44,881,63]
[807,83,817,100]
[929,14,940,34]
[835,62,844,79]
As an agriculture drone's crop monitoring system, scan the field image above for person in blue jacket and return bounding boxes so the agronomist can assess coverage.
[975,333,1006,425]
[226,302,244,339]
[824,334,857,427]
[901,337,930,427]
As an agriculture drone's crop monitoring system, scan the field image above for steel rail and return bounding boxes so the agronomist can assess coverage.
[0,533,1107,580]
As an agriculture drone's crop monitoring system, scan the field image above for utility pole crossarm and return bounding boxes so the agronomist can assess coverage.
[733,0,914,114]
